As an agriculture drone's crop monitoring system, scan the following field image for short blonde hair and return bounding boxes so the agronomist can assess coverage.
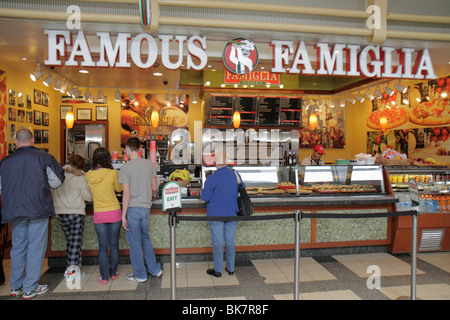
[214,151,228,165]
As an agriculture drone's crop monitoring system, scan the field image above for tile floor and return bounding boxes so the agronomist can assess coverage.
[0,251,449,300]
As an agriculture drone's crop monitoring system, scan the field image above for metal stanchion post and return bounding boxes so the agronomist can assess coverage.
[411,211,418,300]
[169,210,177,300]
[294,210,301,300]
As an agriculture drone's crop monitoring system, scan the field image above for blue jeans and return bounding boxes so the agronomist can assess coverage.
[209,220,238,273]
[10,218,49,292]
[94,221,121,280]
[125,207,161,279]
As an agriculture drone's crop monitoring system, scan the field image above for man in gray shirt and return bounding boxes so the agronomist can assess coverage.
[119,137,162,282]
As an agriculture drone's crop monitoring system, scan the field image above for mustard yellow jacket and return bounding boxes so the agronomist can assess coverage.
[85,168,122,212]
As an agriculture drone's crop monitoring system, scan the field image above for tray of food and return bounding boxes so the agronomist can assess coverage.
[277,182,296,190]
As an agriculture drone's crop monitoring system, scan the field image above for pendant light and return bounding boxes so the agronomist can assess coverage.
[65,111,74,129]
[233,111,241,129]
[309,113,318,130]
[151,110,159,128]
[379,115,387,131]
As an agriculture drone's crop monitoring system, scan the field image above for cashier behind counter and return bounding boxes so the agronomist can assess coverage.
[301,145,325,166]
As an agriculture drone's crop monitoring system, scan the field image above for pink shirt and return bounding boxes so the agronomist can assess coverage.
[93,209,122,224]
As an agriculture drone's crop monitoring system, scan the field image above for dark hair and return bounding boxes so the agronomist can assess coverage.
[92,147,113,169]
[126,137,140,152]
[68,155,85,171]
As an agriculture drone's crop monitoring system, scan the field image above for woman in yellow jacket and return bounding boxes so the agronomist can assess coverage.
[85,147,123,284]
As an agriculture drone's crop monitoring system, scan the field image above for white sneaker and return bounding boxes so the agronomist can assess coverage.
[22,284,49,300]
[126,272,147,282]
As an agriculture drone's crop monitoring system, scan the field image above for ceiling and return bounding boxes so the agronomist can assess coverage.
[0,19,449,94]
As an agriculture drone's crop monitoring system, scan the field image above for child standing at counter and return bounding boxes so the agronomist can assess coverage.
[85,147,123,284]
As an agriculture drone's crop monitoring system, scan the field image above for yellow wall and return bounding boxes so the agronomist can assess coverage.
[1,62,61,159]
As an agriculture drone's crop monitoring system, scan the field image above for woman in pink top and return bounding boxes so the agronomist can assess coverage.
[85,147,122,284]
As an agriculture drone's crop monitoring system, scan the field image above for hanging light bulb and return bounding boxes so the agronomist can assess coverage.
[180,92,186,104]
[379,115,387,131]
[151,110,159,128]
[233,111,241,129]
[83,88,91,100]
[128,89,134,101]
[393,81,407,94]
[114,89,121,101]
[383,84,394,96]
[355,90,365,103]
[53,77,62,91]
[65,111,74,129]
[374,86,383,99]
[42,71,54,87]
[59,80,68,94]
[30,63,44,81]
[309,113,318,130]
[365,89,374,101]
[192,92,198,104]
[97,88,104,100]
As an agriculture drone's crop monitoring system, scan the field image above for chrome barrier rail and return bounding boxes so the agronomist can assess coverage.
[167,209,418,300]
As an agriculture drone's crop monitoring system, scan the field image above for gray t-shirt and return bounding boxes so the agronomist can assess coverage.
[118,157,156,208]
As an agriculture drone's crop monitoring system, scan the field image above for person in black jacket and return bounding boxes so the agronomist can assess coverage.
[0,129,65,299]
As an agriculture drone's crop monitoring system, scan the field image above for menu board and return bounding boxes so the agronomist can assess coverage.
[258,96,281,125]
[208,94,302,127]
[280,97,302,125]
[234,95,257,125]
[210,94,234,125]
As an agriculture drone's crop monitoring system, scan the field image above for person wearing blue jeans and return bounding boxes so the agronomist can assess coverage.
[0,129,65,299]
[201,151,242,277]
[119,137,162,282]
[124,207,161,280]
[9,218,49,296]
[94,221,121,281]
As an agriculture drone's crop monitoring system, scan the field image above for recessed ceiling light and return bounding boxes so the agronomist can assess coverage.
[153,71,163,76]
[79,69,89,74]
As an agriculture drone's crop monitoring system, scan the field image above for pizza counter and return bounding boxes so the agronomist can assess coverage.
[47,164,400,263]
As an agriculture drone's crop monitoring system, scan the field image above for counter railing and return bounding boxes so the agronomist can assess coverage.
[167,209,419,300]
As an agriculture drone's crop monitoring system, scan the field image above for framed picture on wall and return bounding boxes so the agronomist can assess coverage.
[34,129,42,143]
[60,105,73,120]
[26,95,32,109]
[8,89,15,105]
[34,110,42,125]
[34,89,42,105]
[42,130,49,143]
[42,112,49,126]
[42,92,49,106]
[96,106,108,120]
[26,111,33,123]
[77,108,92,120]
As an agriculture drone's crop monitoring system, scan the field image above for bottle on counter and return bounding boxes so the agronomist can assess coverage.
[292,151,297,165]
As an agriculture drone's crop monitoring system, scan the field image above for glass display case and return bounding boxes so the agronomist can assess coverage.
[201,165,386,197]
[385,166,450,213]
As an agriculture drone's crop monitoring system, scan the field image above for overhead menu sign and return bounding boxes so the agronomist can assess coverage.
[258,96,281,125]
[208,94,303,127]
[234,95,257,125]
[280,97,302,125]
[210,94,234,125]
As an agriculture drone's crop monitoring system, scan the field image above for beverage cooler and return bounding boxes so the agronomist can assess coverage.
[385,166,450,253]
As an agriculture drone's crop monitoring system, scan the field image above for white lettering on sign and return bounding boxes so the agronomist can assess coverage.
[270,40,437,79]
[44,30,207,71]
[43,30,437,80]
